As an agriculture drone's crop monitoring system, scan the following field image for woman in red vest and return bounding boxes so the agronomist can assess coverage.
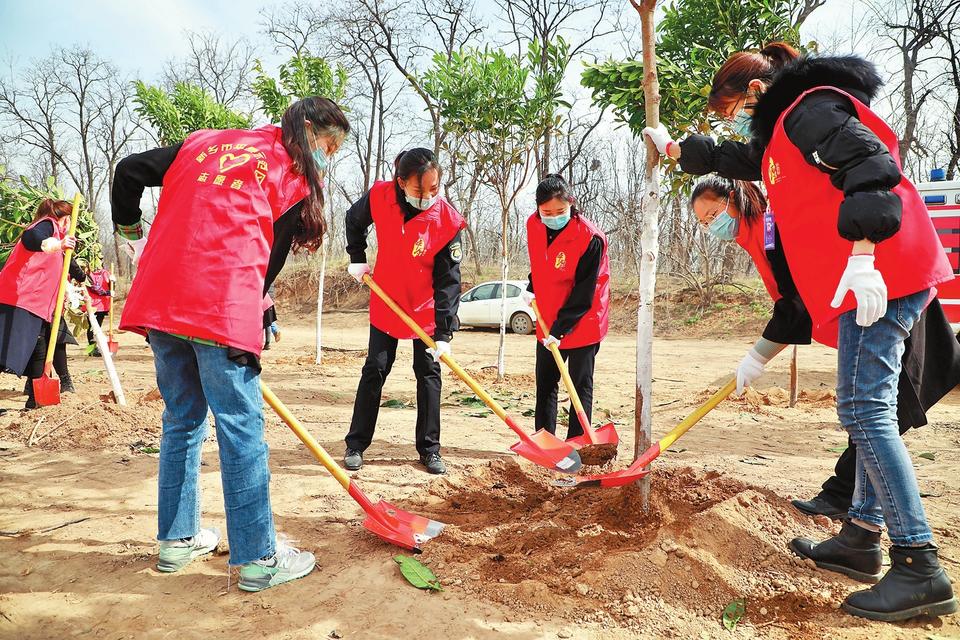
[645,44,956,621]
[111,96,350,591]
[525,174,610,439]
[343,148,466,476]
[0,199,84,407]
[82,261,111,357]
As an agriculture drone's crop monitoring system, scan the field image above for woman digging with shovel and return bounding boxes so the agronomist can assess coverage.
[523,174,613,464]
[644,42,957,621]
[343,148,465,476]
[112,96,350,591]
[0,198,85,408]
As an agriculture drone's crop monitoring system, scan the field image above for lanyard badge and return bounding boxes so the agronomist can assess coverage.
[763,207,776,251]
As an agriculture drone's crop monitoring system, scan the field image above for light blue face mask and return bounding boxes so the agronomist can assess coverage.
[541,211,571,231]
[405,193,438,210]
[732,110,753,137]
[312,148,329,173]
[707,205,740,242]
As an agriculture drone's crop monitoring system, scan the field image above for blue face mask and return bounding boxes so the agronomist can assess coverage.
[312,148,328,173]
[707,206,740,242]
[732,110,753,137]
[405,193,438,210]
[541,211,571,231]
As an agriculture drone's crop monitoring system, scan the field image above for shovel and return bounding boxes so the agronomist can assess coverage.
[530,300,619,465]
[363,274,581,474]
[261,382,444,552]
[107,263,119,355]
[33,194,81,406]
[554,378,737,488]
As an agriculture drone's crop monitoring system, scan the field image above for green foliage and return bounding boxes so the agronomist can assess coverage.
[0,167,101,267]
[722,597,747,630]
[252,54,349,124]
[394,555,443,591]
[133,81,251,146]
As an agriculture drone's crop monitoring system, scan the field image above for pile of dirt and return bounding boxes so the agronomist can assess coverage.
[2,393,164,452]
[413,459,855,637]
[707,386,837,411]
[448,368,536,390]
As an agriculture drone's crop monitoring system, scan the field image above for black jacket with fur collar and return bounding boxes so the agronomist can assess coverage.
[679,54,902,243]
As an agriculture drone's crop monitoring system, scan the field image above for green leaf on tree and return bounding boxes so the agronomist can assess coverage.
[394,556,443,591]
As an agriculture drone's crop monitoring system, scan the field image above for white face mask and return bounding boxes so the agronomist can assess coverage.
[404,192,438,210]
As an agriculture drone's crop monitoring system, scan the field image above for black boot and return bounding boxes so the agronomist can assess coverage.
[789,520,882,583]
[60,376,76,394]
[24,382,37,410]
[843,545,958,622]
[791,493,849,520]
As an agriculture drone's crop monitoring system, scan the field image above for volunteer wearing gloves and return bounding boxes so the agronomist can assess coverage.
[343,148,465,475]
[0,199,84,407]
[525,174,610,439]
[112,96,350,591]
[645,43,955,621]
[691,175,960,520]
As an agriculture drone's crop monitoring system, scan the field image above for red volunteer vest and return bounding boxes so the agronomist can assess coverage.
[0,217,66,322]
[368,181,466,339]
[86,268,111,312]
[762,87,952,339]
[121,125,309,354]
[527,213,610,348]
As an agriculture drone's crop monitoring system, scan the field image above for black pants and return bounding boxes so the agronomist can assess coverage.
[345,325,442,456]
[24,337,70,399]
[535,341,599,439]
[820,422,914,508]
[86,311,108,345]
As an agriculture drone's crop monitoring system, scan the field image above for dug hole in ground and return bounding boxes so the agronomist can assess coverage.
[0,291,958,640]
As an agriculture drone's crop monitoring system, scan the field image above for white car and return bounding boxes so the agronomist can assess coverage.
[457,279,535,335]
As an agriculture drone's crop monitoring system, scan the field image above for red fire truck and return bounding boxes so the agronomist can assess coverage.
[915,169,960,327]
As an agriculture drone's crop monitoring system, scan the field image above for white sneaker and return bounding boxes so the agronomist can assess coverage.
[157,527,221,572]
[238,536,316,592]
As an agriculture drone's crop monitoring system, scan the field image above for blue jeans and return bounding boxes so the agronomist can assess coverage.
[837,289,932,546]
[149,330,275,565]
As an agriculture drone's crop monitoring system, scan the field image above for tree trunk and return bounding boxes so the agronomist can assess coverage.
[497,205,509,380]
[316,238,327,365]
[632,0,661,510]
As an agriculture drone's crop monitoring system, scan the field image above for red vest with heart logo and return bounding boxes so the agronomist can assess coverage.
[86,268,111,312]
[0,217,66,322]
[527,213,610,348]
[762,87,952,339]
[120,125,309,355]
[368,181,466,339]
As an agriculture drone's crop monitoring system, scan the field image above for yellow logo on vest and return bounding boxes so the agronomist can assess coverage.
[412,236,426,257]
[219,153,251,173]
[767,157,782,185]
[554,252,566,270]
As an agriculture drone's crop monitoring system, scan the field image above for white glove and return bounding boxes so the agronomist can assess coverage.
[41,236,76,253]
[348,262,372,283]
[542,334,561,349]
[521,289,535,306]
[830,255,887,327]
[642,123,674,155]
[121,237,148,265]
[426,340,451,363]
[736,348,768,394]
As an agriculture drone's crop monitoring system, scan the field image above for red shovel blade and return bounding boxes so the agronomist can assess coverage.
[567,420,619,447]
[552,444,661,488]
[32,375,61,407]
[348,483,445,552]
[510,429,582,474]
[108,340,119,355]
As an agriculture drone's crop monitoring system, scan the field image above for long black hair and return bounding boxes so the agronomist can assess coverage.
[690,176,766,225]
[535,173,581,217]
[394,147,441,182]
[281,96,350,252]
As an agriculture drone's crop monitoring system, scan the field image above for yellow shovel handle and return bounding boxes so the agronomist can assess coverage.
[362,274,510,424]
[43,194,82,371]
[657,378,737,451]
[530,300,589,419]
[260,381,351,490]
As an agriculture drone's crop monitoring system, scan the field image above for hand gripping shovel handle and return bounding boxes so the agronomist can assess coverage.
[41,194,81,376]
[530,300,594,441]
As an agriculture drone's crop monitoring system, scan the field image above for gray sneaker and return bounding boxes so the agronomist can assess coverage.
[238,537,316,592]
[157,527,221,572]
[344,448,363,471]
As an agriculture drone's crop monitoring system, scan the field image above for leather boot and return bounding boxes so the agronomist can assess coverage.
[790,519,882,583]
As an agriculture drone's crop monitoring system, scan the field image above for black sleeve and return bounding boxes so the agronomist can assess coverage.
[263,201,304,294]
[761,231,813,344]
[21,220,55,252]
[344,191,373,263]
[111,143,183,226]
[68,258,85,283]
[527,273,534,294]
[551,236,603,338]
[432,231,463,343]
[783,91,902,243]
[678,135,763,181]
